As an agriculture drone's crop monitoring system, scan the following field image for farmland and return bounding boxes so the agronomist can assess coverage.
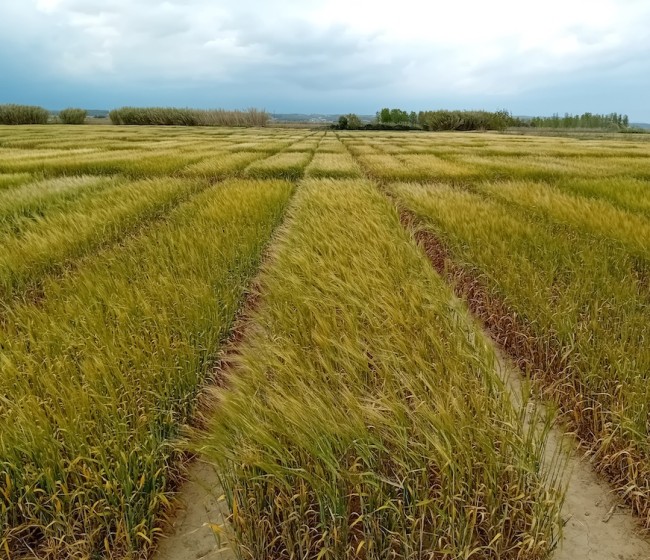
[0,125,649,559]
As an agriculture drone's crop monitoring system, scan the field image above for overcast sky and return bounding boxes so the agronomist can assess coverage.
[1,0,649,120]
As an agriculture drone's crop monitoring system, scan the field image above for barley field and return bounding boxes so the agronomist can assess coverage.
[0,125,649,559]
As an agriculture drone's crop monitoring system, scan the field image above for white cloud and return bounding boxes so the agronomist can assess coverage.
[1,0,650,114]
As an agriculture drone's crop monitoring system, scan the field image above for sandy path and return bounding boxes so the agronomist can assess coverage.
[153,460,235,560]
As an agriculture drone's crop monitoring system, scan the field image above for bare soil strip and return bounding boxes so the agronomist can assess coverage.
[153,285,264,560]
[153,460,234,560]
[495,352,650,559]
[399,207,650,559]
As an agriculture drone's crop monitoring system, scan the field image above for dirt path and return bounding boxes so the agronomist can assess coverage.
[153,459,234,560]
[494,351,650,560]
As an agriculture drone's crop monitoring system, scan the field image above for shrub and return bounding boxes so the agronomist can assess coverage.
[346,113,362,129]
[0,104,50,125]
[59,108,87,125]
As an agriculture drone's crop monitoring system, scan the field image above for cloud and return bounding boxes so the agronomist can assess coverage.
[0,0,649,118]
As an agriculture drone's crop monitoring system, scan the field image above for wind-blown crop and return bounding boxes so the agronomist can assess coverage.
[204,178,563,560]
[0,179,293,559]
[389,180,650,526]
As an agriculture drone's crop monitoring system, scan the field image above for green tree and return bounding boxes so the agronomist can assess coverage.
[345,114,362,129]
[389,108,409,124]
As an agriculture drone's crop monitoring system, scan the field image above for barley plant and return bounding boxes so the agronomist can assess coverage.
[1,124,648,559]
[0,177,293,558]
[204,178,563,560]
[388,176,650,526]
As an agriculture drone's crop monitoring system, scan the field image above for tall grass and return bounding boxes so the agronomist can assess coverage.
[475,180,650,256]
[556,177,650,218]
[0,173,33,190]
[0,148,207,178]
[0,104,50,125]
[0,179,293,559]
[180,152,267,178]
[305,152,362,178]
[109,107,269,127]
[203,178,563,560]
[0,175,110,233]
[244,151,313,180]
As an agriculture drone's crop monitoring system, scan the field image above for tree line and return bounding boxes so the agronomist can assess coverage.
[529,112,629,129]
[335,108,632,131]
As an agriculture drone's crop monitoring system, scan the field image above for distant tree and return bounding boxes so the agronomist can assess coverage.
[528,111,630,129]
[379,108,391,123]
[345,113,362,129]
[389,108,409,124]
[409,111,418,126]
[337,115,349,129]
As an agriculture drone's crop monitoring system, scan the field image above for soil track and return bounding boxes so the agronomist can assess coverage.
[153,460,234,560]
[151,186,296,560]
[495,352,650,560]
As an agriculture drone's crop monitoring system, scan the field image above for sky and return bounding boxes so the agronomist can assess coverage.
[1,0,649,120]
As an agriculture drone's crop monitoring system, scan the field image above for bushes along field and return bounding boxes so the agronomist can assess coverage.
[58,108,87,124]
[0,104,50,125]
[108,107,269,127]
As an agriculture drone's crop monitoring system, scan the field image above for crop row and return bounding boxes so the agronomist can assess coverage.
[0,176,205,302]
[339,131,650,530]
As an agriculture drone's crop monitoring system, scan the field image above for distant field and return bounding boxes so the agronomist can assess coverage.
[0,125,649,559]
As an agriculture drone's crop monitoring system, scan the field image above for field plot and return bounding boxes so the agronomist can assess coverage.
[244,151,313,180]
[0,126,304,559]
[205,179,562,559]
[305,152,362,178]
[0,176,202,300]
[0,125,649,559]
